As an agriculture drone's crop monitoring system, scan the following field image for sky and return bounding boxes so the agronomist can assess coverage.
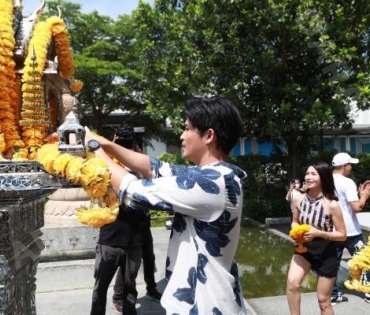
[23,0,155,19]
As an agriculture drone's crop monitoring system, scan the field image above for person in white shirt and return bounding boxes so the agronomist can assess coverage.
[286,178,303,213]
[85,96,248,315]
[330,152,370,305]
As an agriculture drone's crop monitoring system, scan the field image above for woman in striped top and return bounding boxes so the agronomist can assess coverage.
[286,161,347,315]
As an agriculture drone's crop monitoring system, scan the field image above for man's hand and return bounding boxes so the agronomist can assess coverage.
[359,180,370,200]
[43,132,59,142]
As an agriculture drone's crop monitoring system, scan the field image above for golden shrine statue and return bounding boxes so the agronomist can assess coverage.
[0,0,82,161]
[0,1,83,314]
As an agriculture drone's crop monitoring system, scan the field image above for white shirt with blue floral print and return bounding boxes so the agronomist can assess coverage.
[118,158,248,315]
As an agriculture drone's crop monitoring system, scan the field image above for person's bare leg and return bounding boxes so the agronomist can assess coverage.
[316,275,335,315]
[286,255,311,315]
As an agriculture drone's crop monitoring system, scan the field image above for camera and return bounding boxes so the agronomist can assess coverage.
[114,126,144,150]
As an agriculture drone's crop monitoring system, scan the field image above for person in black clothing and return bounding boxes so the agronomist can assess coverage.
[112,212,162,308]
[90,205,146,315]
[141,213,162,301]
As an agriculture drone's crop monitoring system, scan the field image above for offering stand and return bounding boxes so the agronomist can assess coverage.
[0,162,78,314]
[0,1,83,313]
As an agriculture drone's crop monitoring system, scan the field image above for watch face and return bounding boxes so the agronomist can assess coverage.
[88,139,100,151]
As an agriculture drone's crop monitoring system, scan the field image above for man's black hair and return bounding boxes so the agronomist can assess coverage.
[183,96,242,155]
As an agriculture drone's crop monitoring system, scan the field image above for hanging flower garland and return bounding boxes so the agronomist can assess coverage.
[344,235,370,293]
[37,143,120,228]
[19,15,82,160]
[0,0,25,155]
[47,16,75,79]
[20,18,52,158]
[0,4,83,160]
[289,224,311,253]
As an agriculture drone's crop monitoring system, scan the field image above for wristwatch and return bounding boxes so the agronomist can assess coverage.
[87,139,101,151]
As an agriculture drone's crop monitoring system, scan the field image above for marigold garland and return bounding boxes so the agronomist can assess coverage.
[344,235,370,293]
[0,4,83,160]
[37,143,119,228]
[289,224,311,253]
[70,79,84,93]
[20,15,75,158]
[0,0,24,155]
[47,16,75,79]
[20,18,51,155]
[17,14,81,160]
[344,279,370,293]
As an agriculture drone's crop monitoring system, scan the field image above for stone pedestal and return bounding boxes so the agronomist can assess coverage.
[0,197,46,315]
[44,188,90,226]
[0,161,79,315]
[41,188,98,261]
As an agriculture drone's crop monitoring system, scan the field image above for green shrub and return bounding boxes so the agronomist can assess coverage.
[158,152,191,165]
[229,155,288,221]
[308,151,370,212]
[149,210,172,217]
[155,151,370,222]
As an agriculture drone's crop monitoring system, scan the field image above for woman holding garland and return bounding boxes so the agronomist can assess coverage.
[286,161,346,315]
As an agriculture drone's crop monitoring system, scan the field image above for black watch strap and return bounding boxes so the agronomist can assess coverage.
[87,139,101,151]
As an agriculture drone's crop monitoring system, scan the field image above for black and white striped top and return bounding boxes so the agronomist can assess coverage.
[299,195,334,232]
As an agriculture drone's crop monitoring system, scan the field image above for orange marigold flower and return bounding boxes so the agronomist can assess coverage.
[65,157,84,182]
[290,224,311,253]
[295,244,308,254]
[81,157,109,179]
[37,143,60,164]
[103,189,119,207]
[0,135,5,153]
[289,224,311,242]
[70,80,83,93]
[53,153,74,176]
[76,203,119,228]
[83,181,109,198]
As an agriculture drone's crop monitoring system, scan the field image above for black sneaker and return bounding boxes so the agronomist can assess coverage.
[146,290,162,302]
[112,301,123,314]
[364,293,370,303]
[331,294,348,305]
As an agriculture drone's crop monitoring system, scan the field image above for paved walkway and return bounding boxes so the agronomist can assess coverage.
[36,227,171,315]
[36,217,370,315]
[248,291,368,315]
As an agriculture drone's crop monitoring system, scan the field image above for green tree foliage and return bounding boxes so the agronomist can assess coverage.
[41,0,168,140]
[41,1,370,182]
[133,0,370,178]
[71,11,148,134]
[158,151,191,165]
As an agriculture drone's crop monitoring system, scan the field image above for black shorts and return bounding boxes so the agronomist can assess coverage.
[297,237,337,278]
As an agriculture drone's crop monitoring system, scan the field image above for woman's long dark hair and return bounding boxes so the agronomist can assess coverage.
[310,161,338,201]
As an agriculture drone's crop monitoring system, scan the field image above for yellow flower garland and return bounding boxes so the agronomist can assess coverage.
[0,0,24,155]
[344,235,370,293]
[289,224,311,253]
[0,4,83,160]
[20,16,70,157]
[37,143,119,228]
[47,16,75,79]
[19,15,81,159]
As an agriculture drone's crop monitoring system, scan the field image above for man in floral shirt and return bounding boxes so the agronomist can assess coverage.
[86,96,248,314]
